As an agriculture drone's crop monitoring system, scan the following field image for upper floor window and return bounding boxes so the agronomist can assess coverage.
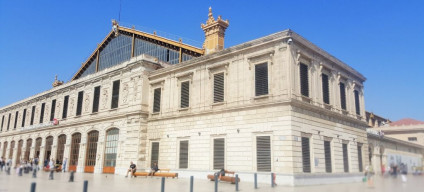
[30,106,35,125]
[339,82,347,110]
[300,63,309,97]
[255,63,268,96]
[153,88,161,113]
[63,95,69,119]
[50,99,56,121]
[322,74,330,104]
[22,109,26,127]
[408,137,417,141]
[111,80,120,109]
[214,73,225,102]
[92,86,101,113]
[76,91,84,116]
[7,113,11,131]
[180,81,190,108]
[13,111,18,129]
[354,90,360,115]
[39,103,45,123]
[1,115,4,131]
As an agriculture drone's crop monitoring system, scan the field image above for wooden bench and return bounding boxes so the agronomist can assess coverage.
[43,165,62,172]
[207,170,240,184]
[133,169,178,178]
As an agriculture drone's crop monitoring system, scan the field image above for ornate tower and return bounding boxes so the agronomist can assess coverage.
[201,7,229,55]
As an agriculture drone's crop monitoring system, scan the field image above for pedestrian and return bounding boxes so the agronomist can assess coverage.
[49,158,54,171]
[0,157,4,171]
[365,164,374,187]
[62,157,68,172]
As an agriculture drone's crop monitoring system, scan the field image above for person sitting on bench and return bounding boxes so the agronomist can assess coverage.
[149,162,159,176]
[215,168,226,181]
[125,161,136,178]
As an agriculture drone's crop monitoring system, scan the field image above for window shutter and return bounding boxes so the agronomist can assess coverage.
[7,113,11,130]
[21,109,26,127]
[76,91,84,115]
[151,142,160,166]
[39,103,45,123]
[301,137,311,173]
[213,138,225,169]
[255,63,268,96]
[324,141,332,173]
[354,90,360,115]
[180,81,190,108]
[300,63,309,97]
[342,143,349,172]
[153,88,161,113]
[14,111,18,129]
[111,80,120,109]
[340,83,346,110]
[62,96,69,119]
[1,115,4,131]
[50,100,56,121]
[256,136,271,172]
[357,144,363,172]
[30,106,35,125]
[179,140,189,169]
[322,74,330,104]
[214,73,224,103]
[92,86,100,113]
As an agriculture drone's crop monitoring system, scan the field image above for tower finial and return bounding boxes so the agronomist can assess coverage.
[201,7,229,55]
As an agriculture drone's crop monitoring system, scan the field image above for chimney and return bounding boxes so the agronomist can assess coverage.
[201,7,229,55]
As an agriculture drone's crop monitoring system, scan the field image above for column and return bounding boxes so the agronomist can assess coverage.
[51,136,58,161]
[94,132,105,174]
[77,134,87,173]
[29,138,36,160]
[38,138,46,168]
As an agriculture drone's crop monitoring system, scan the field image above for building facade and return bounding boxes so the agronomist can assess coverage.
[0,9,370,185]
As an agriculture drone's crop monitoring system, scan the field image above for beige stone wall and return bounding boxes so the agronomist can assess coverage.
[386,133,424,147]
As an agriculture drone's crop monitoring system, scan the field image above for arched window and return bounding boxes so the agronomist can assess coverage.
[103,128,119,173]
[35,138,42,158]
[2,141,8,158]
[85,130,99,173]
[69,133,81,172]
[24,139,32,161]
[9,141,15,159]
[44,136,53,162]
[56,134,66,162]
[16,140,23,165]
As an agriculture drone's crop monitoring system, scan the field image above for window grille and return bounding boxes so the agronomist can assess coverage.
[179,140,189,169]
[104,128,119,168]
[151,142,160,166]
[342,143,349,172]
[153,88,161,113]
[324,140,332,173]
[300,63,309,97]
[357,144,363,172]
[340,83,346,110]
[255,63,268,96]
[256,136,271,172]
[30,106,35,125]
[214,73,225,103]
[76,91,84,116]
[213,138,225,169]
[50,100,56,121]
[22,109,26,127]
[56,135,66,162]
[180,81,190,108]
[7,113,11,131]
[302,137,311,173]
[111,80,120,109]
[322,74,330,104]
[93,86,101,113]
[13,111,18,129]
[85,131,99,167]
[63,96,69,118]
[354,90,360,115]
[70,133,81,168]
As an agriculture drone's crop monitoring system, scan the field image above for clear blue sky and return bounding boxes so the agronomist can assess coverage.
[0,0,423,121]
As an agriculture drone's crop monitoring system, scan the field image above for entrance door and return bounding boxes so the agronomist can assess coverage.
[45,136,53,163]
[103,128,119,173]
[69,133,81,172]
[15,140,23,165]
[9,141,15,160]
[2,142,7,159]
[56,134,66,162]
[84,131,99,173]
[24,139,32,161]
[35,138,42,158]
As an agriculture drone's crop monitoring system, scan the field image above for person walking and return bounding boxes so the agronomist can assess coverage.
[0,157,4,171]
[62,158,67,172]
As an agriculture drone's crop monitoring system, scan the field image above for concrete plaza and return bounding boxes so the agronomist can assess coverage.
[0,171,423,192]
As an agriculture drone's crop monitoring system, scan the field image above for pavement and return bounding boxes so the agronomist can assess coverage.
[0,170,423,192]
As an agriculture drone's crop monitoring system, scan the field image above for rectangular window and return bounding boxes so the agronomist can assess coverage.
[255,63,268,96]
[342,143,349,172]
[151,142,159,166]
[213,138,225,169]
[22,109,26,128]
[408,137,417,141]
[354,90,360,115]
[357,144,363,172]
[111,80,120,109]
[180,81,190,108]
[92,86,101,113]
[1,115,4,131]
[13,111,18,129]
[256,136,271,172]
[30,106,35,125]
[322,74,330,104]
[300,63,309,97]
[179,140,189,169]
[63,95,69,119]
[301,137,311,173]
[324,140,332,173]
[76,91,83,116]
[340,83,346,110]
[153,88,161,113]
[214,73,225,102]
[39,103,45,123]
[50,99,56,121]
[7,113,11,131]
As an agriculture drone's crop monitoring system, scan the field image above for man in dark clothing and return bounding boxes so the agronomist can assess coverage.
[149,162,159,176]
[125,161,136,178]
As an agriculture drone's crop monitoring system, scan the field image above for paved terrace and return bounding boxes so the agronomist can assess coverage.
[0,171,423,192]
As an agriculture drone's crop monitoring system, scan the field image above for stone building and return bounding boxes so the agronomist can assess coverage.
[0,8,370,185]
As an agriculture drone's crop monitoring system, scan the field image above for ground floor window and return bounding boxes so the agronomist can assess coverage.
[357,144,363,172]
[104,128,119,172]
[324,140,332,173]
[342,143,349,172]
[302,137,311,173]
[179,140,189,169]
[256,136,271,172]
[151,142,160,166]
[213,138,225,169]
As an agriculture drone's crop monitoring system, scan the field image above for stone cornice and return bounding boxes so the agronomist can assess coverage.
[368,133,424,149]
